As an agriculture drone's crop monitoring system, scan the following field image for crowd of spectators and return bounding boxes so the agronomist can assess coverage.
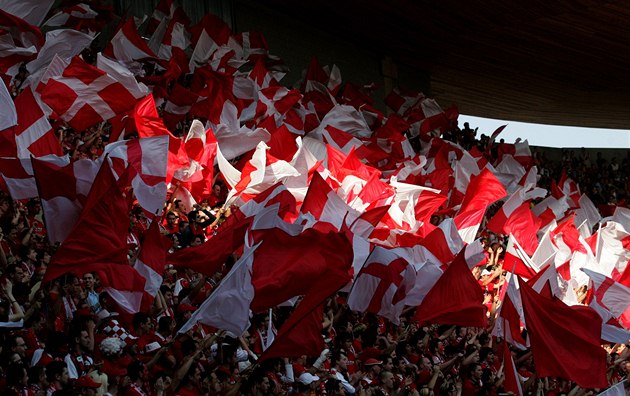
[4,0,629,392]
[0,110,628,396]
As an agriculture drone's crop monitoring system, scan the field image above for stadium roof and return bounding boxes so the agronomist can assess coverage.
[261,0,630,129]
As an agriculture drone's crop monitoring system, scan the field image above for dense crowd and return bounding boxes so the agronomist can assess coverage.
[2,2,630,396]
[0,113,627,396]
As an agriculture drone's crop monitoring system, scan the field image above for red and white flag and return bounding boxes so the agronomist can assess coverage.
[0,87,63,158]
[487,185,545,255]
[519,277,607,388]
[502,235,539,280]
[0,0,54,26]
[43,3,99,29]
[104,135,169,217]
[261,257,351,360]
[178,239,259,336]
[384,87,424,116]
[26,29,94,75]
[104,18,156,62]
[300,171,358,231]
[502,342,524,396]
[162,83,203,129]
[594,220,630,278]
[43,162,146,314]
[412,240,487,327]
[40,56,144,132]
[95,53,149,100]
[31,157,100,244]
[177,121,218,202]
[0,9,43,76]
[583,268,630,328]
[180,224,354,336]
[0,77,16,130]
[147,0,190,35]
[347,245,416,324]
[188,12,231,72]
[454,168,507,243]
[493,274,528,350]
[211,101,271,160]
[421,218,464,267]
[224,141,299,202]
[574,193,602,232]
[131,94,188,183]
[0,155,68,200]
[133,219,172,305]
[530,228,558,269]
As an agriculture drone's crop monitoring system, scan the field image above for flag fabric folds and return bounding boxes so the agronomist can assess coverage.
[412,241,487,327]
[519,278,607,388]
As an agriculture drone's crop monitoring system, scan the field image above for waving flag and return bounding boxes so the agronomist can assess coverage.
[413,241,487,327]
[0,87,62,158]
[348,245,416,324]
[40,56,144,131]
[32,157,100,244]
[519,278,607,388]
[43,162,146,314]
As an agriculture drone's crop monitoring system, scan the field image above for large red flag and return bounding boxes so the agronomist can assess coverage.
[454,168,506,243]
[259,237,353,360]
[412,242,487,327]
[519,279,607,388]
[250,226,354,313]
[43,161,146,314]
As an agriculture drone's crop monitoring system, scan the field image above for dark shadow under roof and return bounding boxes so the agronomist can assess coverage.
[261,0,630,129]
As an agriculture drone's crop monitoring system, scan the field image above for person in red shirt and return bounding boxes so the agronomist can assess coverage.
[172,200,189,223]
[205,183,226,209]
[163,212,179,235]
[461,363,483,396]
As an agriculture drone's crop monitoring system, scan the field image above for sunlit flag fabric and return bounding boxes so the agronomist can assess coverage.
[519,277,607,388]
[486,185,545,255]
[260,257,352,360]
[582,268,630,328]
[492,273,528,350]
[502,342,524,396]
[454,168,507,243]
